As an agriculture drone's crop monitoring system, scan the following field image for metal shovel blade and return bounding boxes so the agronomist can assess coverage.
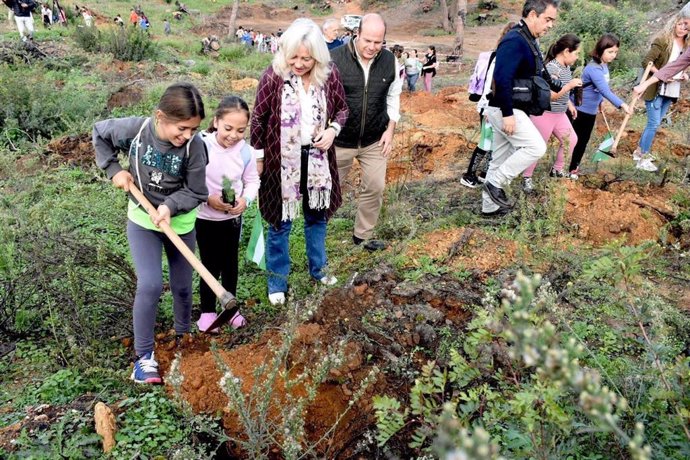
[204,292,239,333]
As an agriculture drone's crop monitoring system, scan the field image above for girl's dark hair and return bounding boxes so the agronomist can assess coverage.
[545,33,581,62]
[428,45,436,54]
[591,33,620,63]
[157,82,205,121]
[207,95,250,133]
[496,21,517,47]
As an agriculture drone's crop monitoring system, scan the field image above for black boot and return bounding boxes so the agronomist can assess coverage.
[460,147,488,188]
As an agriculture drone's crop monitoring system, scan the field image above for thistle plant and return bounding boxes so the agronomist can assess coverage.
[212,296,379,459]
[373,273,652,459]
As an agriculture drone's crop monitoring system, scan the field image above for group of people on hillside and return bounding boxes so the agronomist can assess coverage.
[2,2,177,38]
[94,14,401,384]
[461,0,690,218]
[235,26,279,53]
[91,0,690,385]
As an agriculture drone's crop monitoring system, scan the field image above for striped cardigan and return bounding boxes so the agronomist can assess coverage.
[250,64,349,227]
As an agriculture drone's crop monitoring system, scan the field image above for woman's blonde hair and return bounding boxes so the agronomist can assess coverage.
[659,14,689,51]
[272,18,331,87]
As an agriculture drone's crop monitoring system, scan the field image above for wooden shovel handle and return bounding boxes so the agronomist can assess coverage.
[128,185,236,310]
[612,61,654,153]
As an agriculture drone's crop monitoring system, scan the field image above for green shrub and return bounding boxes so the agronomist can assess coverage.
[0,65,106,144]
[547,0,648,72]
[191,61,211,76]
[0,161,134,363]
[72,25,100,53]
[102,27,157,62]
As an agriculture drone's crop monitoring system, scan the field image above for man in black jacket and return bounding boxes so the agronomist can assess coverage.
[331,13,402,250]
[481,0,567,216]
[3,0,36,41]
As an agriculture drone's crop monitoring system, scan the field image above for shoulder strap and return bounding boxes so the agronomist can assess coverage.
[517,26,547,75]
[240,143,251,168]
[131,118,151,196]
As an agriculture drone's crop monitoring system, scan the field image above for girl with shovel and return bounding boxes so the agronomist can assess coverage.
[94,82,207,384]
[569,34,632,179]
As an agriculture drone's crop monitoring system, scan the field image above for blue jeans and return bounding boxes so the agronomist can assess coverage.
[266,146,329,294]
[639,95,673,153]
[406,72,420,91]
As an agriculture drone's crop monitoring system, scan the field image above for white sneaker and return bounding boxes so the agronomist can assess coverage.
[634,150,658,162]
[319,275,337,286]
[636,158,658,172]
[522,177,534,193]
[268,292,285,306]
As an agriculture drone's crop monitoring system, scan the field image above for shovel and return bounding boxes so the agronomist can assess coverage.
[611,61,653,154]
[128,185,238,332]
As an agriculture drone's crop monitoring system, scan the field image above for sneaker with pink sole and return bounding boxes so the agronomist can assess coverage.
[197,311,247,333]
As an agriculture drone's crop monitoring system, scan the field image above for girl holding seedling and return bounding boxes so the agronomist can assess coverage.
[195,96,259,332]
[521,33,583,191]
[569,33,632,179]
[94,82,207,384]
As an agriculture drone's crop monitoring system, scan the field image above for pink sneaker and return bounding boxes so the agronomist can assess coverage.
[197,312,220,334]
[230,311,247,329]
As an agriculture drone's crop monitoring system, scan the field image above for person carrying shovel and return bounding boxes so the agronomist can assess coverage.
[568,33,632,180]
[93,82,208,384]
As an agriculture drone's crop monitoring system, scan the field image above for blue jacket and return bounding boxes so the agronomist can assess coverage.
[576,61,623,115]
[490,21,562,117]
[5,0,36,17]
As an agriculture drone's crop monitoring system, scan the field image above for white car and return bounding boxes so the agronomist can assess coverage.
[341,15,362,31]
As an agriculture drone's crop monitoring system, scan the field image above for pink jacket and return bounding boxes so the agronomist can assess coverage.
[197,135,260,221]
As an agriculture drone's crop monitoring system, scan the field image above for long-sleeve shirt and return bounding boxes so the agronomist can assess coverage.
[197,136,259,221]
[577,61,623,115]
[93,116,208,233]
[250,65,348,227]
[490,21,562,117]
[654,48,690,82]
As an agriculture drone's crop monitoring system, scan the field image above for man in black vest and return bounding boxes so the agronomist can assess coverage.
[331,13,402,251]
[481,0,566,216]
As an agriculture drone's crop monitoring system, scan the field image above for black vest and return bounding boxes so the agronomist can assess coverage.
[331,41,396,149]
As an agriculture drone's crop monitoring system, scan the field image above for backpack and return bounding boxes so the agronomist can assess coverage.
[468,51,493,102]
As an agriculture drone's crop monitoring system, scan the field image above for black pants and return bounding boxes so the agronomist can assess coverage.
[195,217,242,313]
[569,110,597,173]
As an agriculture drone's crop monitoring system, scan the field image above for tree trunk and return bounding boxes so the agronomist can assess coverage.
[453,0,467,57]
[440,0,451,33]
[227,0,240,38]
[449,0,458,29]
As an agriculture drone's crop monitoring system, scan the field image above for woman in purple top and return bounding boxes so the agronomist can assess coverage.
[250,18,348,306]
[569,34,632,178]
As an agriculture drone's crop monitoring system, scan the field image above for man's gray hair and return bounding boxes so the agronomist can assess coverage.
[522,0,560,18]
[322,18,339,32]
[681,2,690,19]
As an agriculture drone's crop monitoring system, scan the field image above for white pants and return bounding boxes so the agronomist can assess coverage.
[14,15,34,40]
[481,106,546,212]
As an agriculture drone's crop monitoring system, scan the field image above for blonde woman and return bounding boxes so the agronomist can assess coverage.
[634,15,689,171]
[250,18,349,306]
